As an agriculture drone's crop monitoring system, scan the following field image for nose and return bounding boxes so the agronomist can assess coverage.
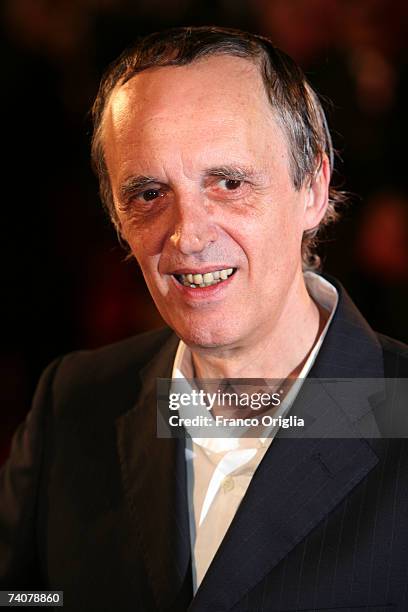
[170,197,218,255]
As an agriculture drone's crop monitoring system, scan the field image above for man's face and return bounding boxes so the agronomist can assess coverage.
[103,55,324,350]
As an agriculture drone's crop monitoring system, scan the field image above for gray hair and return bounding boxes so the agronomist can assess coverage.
[91,26,344,269]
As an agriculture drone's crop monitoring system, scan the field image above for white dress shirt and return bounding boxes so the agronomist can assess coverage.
[171,272,338,592]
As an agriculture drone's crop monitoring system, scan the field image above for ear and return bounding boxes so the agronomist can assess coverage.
[302,154,331,231]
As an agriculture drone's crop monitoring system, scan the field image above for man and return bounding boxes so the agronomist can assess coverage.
[1,26,407,612]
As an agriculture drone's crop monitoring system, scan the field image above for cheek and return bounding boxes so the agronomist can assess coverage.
[121,227,161,283]
[122,218,166,259]
[241,203,303,261]
[130,248,159,284]
[273,196,306,249]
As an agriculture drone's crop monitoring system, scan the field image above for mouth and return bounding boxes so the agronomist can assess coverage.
[172,267,236,288]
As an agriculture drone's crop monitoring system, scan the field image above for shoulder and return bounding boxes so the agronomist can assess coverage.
[55,326,175,382]
[37,326,177,420]
[376,332,408,376]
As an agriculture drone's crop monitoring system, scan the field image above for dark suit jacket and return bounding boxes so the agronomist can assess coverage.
[1,278,408,612]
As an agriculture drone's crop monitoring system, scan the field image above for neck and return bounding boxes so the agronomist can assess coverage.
[190,274,329,380]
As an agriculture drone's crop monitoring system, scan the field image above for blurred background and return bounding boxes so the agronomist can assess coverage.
[1,0,408,465]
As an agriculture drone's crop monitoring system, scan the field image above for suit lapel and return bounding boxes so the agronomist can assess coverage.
[189,278,386,611]
[115,333,193,611]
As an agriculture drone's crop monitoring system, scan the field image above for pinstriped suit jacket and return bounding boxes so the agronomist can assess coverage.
[1,277,407,611]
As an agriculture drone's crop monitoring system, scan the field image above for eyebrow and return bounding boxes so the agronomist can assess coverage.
[203,165,260,181]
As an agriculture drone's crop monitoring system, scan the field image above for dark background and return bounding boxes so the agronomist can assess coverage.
[2,0,408,466]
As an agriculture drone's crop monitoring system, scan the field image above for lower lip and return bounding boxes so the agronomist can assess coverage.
[170,273,236,300]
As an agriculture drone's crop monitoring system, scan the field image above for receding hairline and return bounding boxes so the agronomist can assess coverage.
[96,51,292,169]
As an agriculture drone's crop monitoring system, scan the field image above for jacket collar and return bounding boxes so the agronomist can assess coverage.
[308,273,384,378]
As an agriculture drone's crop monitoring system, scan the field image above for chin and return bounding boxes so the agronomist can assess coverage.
[175,320,240,351]
[161,303,247,350]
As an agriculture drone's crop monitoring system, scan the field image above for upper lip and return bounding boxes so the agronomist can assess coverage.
[168,266,236,275]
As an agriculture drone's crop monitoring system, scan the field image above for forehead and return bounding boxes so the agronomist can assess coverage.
[107,54,271,121]
[102,54,289,178]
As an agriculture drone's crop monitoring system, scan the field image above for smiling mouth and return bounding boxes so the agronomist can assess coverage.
[173,267,236,288]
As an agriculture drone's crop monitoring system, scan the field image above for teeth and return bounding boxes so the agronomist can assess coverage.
[176,267,235,288]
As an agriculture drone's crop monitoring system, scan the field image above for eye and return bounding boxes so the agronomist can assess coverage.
[140,188,162,201]
[219,178,242,191]
[206,175,250,201]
